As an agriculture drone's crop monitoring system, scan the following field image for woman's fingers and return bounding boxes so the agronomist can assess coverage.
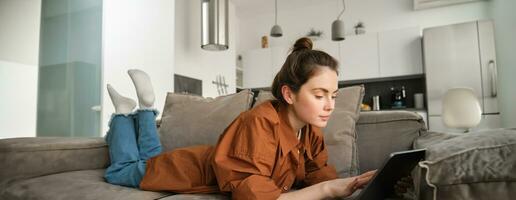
[357,170,376,183]
[348,178,359,191]
[356,174,374,187]
[361,170,377,177]
[394,175,414,197]
[357,177,370,187]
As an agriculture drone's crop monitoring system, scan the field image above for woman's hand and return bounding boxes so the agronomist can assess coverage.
[394,175,415,199]
[324,170,377,198]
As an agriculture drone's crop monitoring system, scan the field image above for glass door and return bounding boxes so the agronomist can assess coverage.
[37,0,102,137]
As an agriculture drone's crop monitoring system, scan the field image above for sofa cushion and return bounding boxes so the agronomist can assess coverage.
[252,85,365,178]
[0,137,109,187]
[356,111,425,172]
[0,169,170,200]
[415,129,516,200]
[159,90,254,151]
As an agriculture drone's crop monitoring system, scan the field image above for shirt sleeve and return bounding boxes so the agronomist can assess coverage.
[212,115,282,200]
[304,128,338,186]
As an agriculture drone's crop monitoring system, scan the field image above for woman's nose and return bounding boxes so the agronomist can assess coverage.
[324,98,335,111]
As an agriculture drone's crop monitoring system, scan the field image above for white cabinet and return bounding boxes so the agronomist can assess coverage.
[314,39,340,63]
[242,27,425,88]
[338,34,380,81]
[242,46,289,88]
[424,21,483,116]
[271,46,289,78]
[242,48,272,88]
[477,20,499,114]
[378,27,423,77]
[423,20,500,131]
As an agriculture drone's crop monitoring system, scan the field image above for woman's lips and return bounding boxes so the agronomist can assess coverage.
[320,116,330,121]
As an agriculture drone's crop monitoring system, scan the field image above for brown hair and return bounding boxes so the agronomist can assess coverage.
[271,37,339,104]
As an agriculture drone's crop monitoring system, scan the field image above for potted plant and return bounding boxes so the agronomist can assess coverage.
[306,28,323,40]
[354,21,365,35]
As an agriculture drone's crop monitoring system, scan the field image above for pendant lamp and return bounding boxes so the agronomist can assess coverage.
[201,0,229,51]
[270,0,283,37]
[331,0,346,41]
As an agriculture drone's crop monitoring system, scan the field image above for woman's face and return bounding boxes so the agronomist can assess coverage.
[289,67,339,128]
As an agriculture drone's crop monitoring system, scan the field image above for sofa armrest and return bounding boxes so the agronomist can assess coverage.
[356,111,426,172]
[0,137,109,186]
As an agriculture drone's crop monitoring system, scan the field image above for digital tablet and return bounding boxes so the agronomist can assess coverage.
[353,148,426,200]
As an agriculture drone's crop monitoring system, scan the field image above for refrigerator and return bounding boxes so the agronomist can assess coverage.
[423,20,501,132]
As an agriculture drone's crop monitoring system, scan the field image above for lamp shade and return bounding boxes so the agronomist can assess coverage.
[270,0,282,37]
[442,87,482,130]
[201,0,228,51]
[331,19,345,41]
[270,25,283,37]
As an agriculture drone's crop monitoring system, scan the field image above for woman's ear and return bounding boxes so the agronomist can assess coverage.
[281,85,294,104]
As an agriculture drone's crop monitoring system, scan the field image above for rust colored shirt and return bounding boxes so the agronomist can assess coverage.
[140,100,338,200]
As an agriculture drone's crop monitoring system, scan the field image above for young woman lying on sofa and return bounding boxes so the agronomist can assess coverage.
[104,37,376,200]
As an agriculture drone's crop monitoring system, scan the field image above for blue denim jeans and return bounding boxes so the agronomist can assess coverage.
[104,109,162,188]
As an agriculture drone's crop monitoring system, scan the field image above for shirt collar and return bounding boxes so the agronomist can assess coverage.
[275,101,313,160]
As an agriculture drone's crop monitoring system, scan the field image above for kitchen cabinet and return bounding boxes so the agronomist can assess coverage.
[270,46,289,78]
[378,27,423,77]
[242,27,424,88]
[242,48,272,88]
[338,33,380,81]
[423,20,500,132]
[477,20,499,114]
[314,39,340,63]
[242,46,289,88]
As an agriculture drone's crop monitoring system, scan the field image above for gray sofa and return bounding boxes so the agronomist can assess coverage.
[0,110,426,200]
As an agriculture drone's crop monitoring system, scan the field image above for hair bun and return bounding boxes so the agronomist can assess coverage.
[292,37,313,52]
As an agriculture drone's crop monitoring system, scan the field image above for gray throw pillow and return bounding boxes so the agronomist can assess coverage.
[158,90,254,151]
[324,85,364,178]
[253,85,365,178]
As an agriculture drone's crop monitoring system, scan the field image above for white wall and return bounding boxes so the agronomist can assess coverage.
[102,0,175,134]
[237,0,490,53]
[174,0,237,98]
[488,0,516,128]
[0,0,41,138]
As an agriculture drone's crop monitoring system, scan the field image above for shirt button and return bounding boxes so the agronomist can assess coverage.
[283,186,289,191]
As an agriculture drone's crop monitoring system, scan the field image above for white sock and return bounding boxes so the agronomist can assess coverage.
[128,69,155,109]
[107,84,136,114]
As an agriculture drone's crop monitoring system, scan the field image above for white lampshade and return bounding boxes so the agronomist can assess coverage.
[442,88,482,131]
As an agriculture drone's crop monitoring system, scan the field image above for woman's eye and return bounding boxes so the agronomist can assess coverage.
[315,95,323,99]
[331,96,338,99]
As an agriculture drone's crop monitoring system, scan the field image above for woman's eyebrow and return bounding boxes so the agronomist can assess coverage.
[311,88,339,94]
